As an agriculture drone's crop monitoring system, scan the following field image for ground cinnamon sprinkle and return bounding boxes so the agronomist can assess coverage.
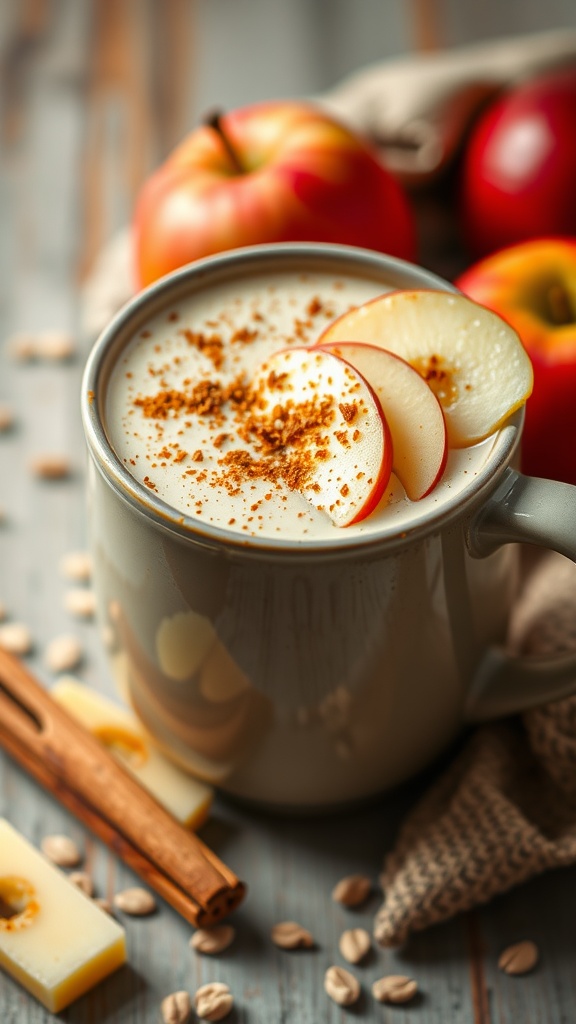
[412,353,458,405]
[135,380,230,423]
[339,402,358,424]
[267,370,288,391]
[134,389,188,419]
[239,394,335,456]
[125,282,379,529]
[180,328,224,370]
[231,326,259,345]
[132,355,340,506]
[306,296,323,316]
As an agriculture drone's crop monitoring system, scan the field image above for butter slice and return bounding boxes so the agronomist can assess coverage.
[52,679,213,828]
[0,819,126,1012]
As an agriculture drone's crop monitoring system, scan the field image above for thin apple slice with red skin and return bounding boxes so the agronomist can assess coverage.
[318,341,448,500]
[248,347,392,526]
[316,289,534,447]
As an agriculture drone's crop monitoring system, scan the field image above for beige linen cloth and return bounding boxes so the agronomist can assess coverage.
[320,26,576,186]
[374,550,576,947]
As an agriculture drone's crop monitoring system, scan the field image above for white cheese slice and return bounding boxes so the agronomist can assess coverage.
[0,819,126,1012]
[51,679,213,828]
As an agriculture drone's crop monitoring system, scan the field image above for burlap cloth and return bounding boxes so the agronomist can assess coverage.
[374,550,576,947]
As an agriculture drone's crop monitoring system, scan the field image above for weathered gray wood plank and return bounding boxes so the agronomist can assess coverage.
[3,1,576,1021]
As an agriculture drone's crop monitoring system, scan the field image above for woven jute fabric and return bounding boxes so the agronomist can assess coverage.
[374,551,576,948]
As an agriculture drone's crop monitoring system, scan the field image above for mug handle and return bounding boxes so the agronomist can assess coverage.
[464,467,576,721]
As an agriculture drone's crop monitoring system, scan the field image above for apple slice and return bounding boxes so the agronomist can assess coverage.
[317,290,534,447]
[318,342,447,500]
[248,347,392,526]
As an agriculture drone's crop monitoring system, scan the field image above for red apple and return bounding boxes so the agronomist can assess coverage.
[133,101,416,288]
[455,237,576,484]
[249,347,392,526]
[459,67,576,257]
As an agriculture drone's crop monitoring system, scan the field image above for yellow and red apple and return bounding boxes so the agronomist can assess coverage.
[133,101,416,288]
[456,238,576,484]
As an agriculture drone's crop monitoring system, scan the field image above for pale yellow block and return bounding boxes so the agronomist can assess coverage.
[52,679,213,829]
[0,819,126,1012]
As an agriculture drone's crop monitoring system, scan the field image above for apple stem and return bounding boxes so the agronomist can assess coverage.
[204,109,244,174]
[547,283,574,326]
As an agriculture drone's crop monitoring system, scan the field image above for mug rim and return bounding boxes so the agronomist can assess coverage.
[81,241,523,560]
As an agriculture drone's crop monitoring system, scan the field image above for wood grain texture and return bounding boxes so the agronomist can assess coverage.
[2,1,576,1020]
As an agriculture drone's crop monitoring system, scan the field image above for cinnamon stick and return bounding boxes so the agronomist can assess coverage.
[0,648,246,927]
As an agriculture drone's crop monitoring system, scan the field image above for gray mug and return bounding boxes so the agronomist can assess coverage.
[81,242,576,810]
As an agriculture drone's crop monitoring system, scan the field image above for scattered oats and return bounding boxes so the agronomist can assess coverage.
[64,587,96,618]
[339,927,371,964]
[29,454,72,480]
[69,871,93,897]
[372,974,419,1004]
[190,924,236,955]
[93,896,113,914]
[498,940,539,976]
[0,403,14,432]
[44,634,84,673]
[0,622,33,655]
[6,331,37,361]
[270,920,314,950]
[34,329,76,361]
[331,873,372,907]
[194,981,233,1021]
[161,990,192,1024]
[5,329,75,361]
[113,886,157,916]
[324,965,361,1006]
[41,834,82,868]
[59,550,93,582]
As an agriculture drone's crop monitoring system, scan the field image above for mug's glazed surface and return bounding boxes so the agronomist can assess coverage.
[87,464,518,806]
[82,243,576,809]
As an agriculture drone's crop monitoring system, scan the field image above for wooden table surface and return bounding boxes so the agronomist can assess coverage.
[2,3,576,1022]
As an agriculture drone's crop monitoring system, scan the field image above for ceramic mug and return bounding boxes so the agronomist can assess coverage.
[81,242,576,810]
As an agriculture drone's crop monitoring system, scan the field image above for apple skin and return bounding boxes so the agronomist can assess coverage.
[316,287,532,448]
[318,341,448,501]
[460,67,576,258]
[133,101,416,287]
[455,237,576,484]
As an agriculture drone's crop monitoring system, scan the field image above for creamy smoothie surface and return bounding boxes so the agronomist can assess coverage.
[105,270,497,542]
